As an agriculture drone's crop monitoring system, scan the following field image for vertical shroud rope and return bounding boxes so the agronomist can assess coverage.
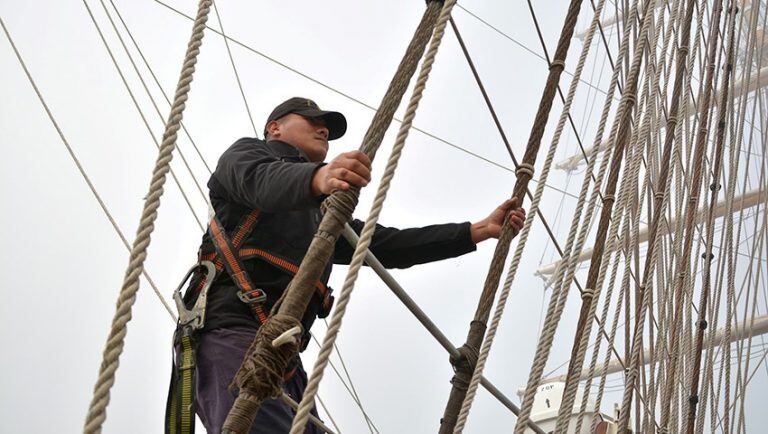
[573,0,687,430]
[83,0,213,432]
[221,2,444,432]
[509,0,657,433]
[554,0,682,429]
[585,0,697,429]
[657,0,728,429]
[288,1,459,432]
[685,4,738,432]
[430,2,588,434]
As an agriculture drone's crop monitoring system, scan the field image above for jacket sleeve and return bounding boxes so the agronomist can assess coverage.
[210,140,324,212]
[333,219,477,269]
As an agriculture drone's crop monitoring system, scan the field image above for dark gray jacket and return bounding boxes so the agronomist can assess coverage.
[198,138,477,333]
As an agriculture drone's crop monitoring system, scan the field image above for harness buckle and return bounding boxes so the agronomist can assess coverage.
[173,260,216,330]
[237,287,267,305]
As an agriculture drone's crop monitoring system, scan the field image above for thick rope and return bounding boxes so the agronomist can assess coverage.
[656,0,727,428]
[503,1,657,433]
[82,1,212,431]
[592,0,699,427]
[645,2,711,426]
[443,13,644,432]
[288,2,458,432]
[685,4,738,431]
[460,0,632,425]
[699,6,756,432]
[716,7,766,432]
[439,1,590,431]
[555,1,675,428]
[457,0,643,425]
[221,4,444,431]
[573,1,685,429]
[443,1,611,432]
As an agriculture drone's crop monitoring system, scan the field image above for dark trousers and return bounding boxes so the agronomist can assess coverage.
[196,326,321,434]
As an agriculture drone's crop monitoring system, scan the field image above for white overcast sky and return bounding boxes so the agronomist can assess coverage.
[2,0,767,433]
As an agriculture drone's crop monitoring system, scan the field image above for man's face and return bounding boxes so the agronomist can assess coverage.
[267,113,330,162]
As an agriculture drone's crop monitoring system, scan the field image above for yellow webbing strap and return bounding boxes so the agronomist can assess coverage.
[165,331,197,434]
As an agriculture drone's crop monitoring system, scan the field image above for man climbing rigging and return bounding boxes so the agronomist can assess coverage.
[169,97,526,434]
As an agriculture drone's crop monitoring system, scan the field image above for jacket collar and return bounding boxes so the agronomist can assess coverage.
[265,139,310,161]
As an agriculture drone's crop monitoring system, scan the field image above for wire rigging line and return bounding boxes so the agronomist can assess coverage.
[309,331,379,433]
[83,0,208,230]
[107,0,213,175]
[210,0,259,137]
[0,15,177,322]
[455,3,612,97]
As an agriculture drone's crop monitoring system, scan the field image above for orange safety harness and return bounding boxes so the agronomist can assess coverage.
[195,210,333,321]
[165,209,334,434]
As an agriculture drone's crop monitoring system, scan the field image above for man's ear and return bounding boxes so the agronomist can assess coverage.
[266,120,281,138]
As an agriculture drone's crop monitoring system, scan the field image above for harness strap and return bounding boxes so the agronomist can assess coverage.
[209,214,269,324]
[199,247,334,316]
[193,210,261,295]
[165,262,216,434]
[165,331,197,434]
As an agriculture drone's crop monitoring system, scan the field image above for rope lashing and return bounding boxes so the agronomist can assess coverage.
[580,288,595,300]
[450,342,481,383]
[289,0,460,432]
[221,2,445,432]
[548,59,566,71]
[514,163,535,179]
[225,315,302,429]
[83,1,213,432]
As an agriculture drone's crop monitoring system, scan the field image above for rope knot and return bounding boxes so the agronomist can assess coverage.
[229,314,302,400]
[450,344,480,374]
[623,92,637,106]
[580,287,595,300]
[515,162,535,179]
[667,114,678,126]
[321,188,359,223]
[449,343,480,391]
[548,59,565,71]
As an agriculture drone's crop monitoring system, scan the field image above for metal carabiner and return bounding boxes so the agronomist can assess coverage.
[173,260,216,330]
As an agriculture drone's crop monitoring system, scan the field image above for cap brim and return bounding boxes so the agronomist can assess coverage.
[295,108,347,140]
